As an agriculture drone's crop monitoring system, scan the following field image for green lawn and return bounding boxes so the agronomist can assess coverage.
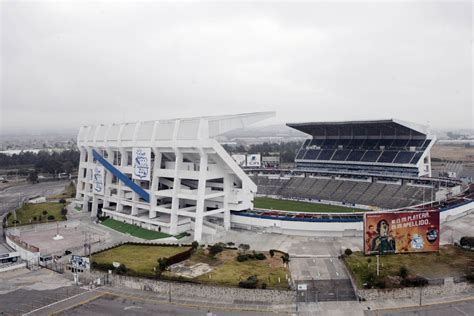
[101,218,171,240]
[344,245,474,288]
[164,248,290,290]
[92,244,190,276]
[254,197,363,213]
[7,202,66,226]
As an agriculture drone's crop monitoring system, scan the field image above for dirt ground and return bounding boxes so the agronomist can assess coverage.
[431,144,474,162]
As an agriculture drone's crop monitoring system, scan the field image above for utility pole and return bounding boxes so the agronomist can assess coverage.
[376,255,380,276]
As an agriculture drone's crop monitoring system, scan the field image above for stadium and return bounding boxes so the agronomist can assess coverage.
[75,113,473,241]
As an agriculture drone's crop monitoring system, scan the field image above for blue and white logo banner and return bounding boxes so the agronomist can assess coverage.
[132,147,151,181]
[92,166,105,195]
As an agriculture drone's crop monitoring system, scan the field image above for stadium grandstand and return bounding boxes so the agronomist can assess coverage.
[288,119,435,177]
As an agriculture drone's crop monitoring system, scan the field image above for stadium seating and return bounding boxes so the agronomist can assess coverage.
[253,176,434,209]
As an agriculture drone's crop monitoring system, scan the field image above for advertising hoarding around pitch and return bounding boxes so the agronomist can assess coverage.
[246,154,261,167]
[231,154,246,167]
[132,148,151,181]
[364,210,440,255]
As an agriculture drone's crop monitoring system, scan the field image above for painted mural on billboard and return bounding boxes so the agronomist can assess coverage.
[364,210,440,255]
[132,148,151,181]
[92,166,105,195]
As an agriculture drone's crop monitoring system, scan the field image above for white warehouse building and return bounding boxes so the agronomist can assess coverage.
[75,112,274,241]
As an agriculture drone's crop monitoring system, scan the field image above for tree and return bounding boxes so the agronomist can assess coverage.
[191,241,199,250]
[269,249,275,258]
[208,243,224,256]
[238,244,250,254]
[61,208,68,217]
[155,257,169,276]
[344,248,353,256]
[27,171,38,183]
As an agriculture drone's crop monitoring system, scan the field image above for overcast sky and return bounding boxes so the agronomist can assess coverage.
[1,0,472,134]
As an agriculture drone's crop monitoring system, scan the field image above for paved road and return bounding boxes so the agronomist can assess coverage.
[367,299,474,316]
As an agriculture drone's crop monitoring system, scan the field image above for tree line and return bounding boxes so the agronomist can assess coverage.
[0,150,80,175]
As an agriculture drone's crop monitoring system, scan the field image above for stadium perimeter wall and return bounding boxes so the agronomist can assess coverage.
[231,201,474,237]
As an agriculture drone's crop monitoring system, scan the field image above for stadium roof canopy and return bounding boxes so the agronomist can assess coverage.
[287,119,430,138]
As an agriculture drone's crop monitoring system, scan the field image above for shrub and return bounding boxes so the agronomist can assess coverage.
[269,249,275,257]
[237,254,249,262]
[208,243,225,256]
[64,250,72,255]
[460,237,474,248]
[363,272,376,289]
[281,253,290,264]
[191,241,199,250]
[59,198,66,204]
[374,278,386,289]
[261,282,267,289]
[116,264,128,275]
[227,242,235,246]
[254,252,266,260]
[47,215,55,220]
[401,276,428,287]
[32,216,37,221]
[239,275,258,289]
[61,208,68,216]
[399,266,409,279]
[42,210,48,216]
[344,248,353,256]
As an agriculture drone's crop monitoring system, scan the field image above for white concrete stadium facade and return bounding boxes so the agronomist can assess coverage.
[75,112,274,241]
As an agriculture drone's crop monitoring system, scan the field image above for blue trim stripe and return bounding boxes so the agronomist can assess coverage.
[92,149,150,203]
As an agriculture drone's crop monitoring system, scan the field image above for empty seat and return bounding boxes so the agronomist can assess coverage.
[378,151,398,163]
[296,149,307,160]
[410,151,424,164]
[317,149,336,160]
[346,150,365,161]
[393,151,415,164]
[331,150,351,161]
[361,150,381,162]
[303,149,321,160]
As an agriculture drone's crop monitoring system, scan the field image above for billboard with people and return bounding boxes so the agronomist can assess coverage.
[364,210,440,255]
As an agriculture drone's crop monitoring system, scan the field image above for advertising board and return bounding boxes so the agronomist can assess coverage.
[364,210,440,255]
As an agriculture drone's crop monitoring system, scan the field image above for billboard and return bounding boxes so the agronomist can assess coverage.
[364,210,440,255]
[246,154,261,167]
[92,166,105,195]
[132,148,151,181]
[231,154,246,167]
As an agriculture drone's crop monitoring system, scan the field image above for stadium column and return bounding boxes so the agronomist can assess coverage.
[194,151,208,242]
[91,195,99,217]
[223,173,231,230]
[150,149,162,219]
[103,148,114,209]
[170,150,183,235]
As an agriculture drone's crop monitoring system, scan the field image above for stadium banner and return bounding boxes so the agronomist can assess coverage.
[246,154,261,167]
[231,154,247,167]
[92,166,105,195]
[132,147,151,181]
[364,210,440,255]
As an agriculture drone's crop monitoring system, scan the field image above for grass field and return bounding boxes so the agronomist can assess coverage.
[344,245,474,288]
[7,202,66,226]
[92,244,189,276]
[254,197,363,213]
[101,218,171,240]
[164,248,290,289]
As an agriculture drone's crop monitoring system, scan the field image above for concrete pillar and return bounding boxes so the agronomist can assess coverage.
[91,196,99,217]
[170,151,182,235]
[223,173,231,230]
[150,151,162,219]
[194,152,208,242]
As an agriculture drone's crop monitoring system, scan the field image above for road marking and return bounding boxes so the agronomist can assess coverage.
[373,296,474,315]
[49,292,105,316]
[22,290,94,315]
